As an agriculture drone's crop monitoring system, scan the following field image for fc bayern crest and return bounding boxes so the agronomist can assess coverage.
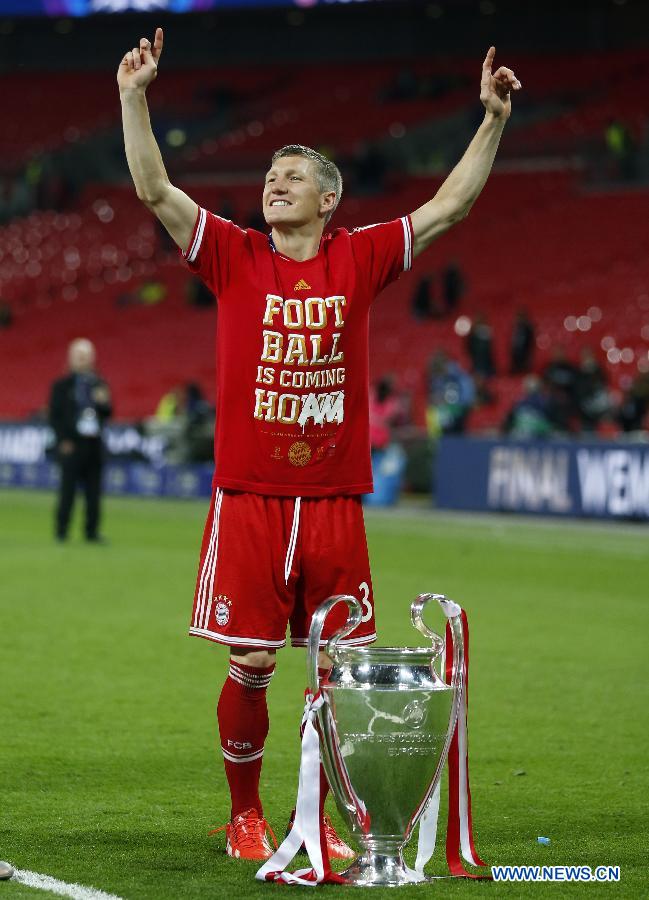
[214,598,231,627]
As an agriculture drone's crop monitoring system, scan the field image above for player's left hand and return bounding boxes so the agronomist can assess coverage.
[480,46,521,119]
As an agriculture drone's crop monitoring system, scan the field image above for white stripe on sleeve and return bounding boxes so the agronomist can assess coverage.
[401,215,413,271]
[186,207,207,263]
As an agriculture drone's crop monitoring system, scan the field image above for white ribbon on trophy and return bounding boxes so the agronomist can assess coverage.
[256,691,345,886]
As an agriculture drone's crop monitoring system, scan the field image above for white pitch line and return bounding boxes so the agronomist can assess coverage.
[10,867,124,900]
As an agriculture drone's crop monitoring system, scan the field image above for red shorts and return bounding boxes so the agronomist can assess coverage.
[189,489,376,650]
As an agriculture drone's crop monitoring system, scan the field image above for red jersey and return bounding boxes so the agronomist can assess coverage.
[183,209,413,497]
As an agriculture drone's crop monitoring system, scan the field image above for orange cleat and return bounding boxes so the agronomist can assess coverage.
[286,810,356,861]
[322,814,356,861]
[210,808,277,861]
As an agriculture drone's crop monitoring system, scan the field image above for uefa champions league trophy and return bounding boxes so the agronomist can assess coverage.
[307,593,464,887]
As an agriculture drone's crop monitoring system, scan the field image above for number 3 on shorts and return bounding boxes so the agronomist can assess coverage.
[358,581,372,623]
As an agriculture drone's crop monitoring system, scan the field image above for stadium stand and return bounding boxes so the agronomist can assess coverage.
[4,50,646,169]
[1,46,647,432]
[1,172,647,429]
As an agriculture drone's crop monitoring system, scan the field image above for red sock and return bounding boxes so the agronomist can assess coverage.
[217,659,275,819]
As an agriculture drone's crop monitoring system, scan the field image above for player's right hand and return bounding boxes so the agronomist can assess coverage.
[117,27,163,93]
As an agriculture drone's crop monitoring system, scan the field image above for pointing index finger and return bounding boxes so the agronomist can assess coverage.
[152,27,164,62]
[482,46,495,73]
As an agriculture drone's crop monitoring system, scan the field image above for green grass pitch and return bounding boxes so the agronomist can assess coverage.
[0,489,646,898]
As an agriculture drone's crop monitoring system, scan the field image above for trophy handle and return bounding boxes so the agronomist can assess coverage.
[410,593,448,660]
[411,592,463,691]
[306,594,362,696]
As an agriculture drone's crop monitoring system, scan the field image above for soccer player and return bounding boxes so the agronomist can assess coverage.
[118,29,520,861]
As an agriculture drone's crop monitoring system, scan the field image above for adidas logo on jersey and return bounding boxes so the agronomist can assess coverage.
[293,279,311,291]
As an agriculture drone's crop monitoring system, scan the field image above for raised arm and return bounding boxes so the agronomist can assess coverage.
[118,28,198,253]
[410,47,521,258]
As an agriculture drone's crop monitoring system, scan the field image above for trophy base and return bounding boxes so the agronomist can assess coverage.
[340,850,428,887]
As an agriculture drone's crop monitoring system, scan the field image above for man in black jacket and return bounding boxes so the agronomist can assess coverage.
[49,338,112,542]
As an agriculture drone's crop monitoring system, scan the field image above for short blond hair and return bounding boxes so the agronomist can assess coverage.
[271,144,343,224]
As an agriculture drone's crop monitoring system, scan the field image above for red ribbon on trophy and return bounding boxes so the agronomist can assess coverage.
[446,610,489,876]
[415,609,490,879]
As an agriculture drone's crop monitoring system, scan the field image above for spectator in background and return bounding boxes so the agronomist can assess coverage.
[30,154,75,213]
[411,274,439,320]
[352,143,387,196]
[510,308,535,374]
[24,156,44,209]
[381,67,419,102]
[184,382,215,463]
[150,384,215,464]
[245,209,267,232]
[155,385,185,422]
[48,338,112,543]
[442,260,465,312]
[369,376,405,452]
[543,344,578,432]
[575,346,609,431]
[502,375,553,439]
[156,215,177,259]
[0,300,13,329]
[41,170,75,213]
[8,173,32,219]
[187,275,216,308]
[466,313,495,378]
[473,372,495,407]
[427,350,475,436]
[217,197,236,222]
[139,279,166,305]
[197,83,236,118]
[605,119,637,182]
[616,373,649,433]
[185,382,212,424]
[117,278,167,307]
[0,177,9,223]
